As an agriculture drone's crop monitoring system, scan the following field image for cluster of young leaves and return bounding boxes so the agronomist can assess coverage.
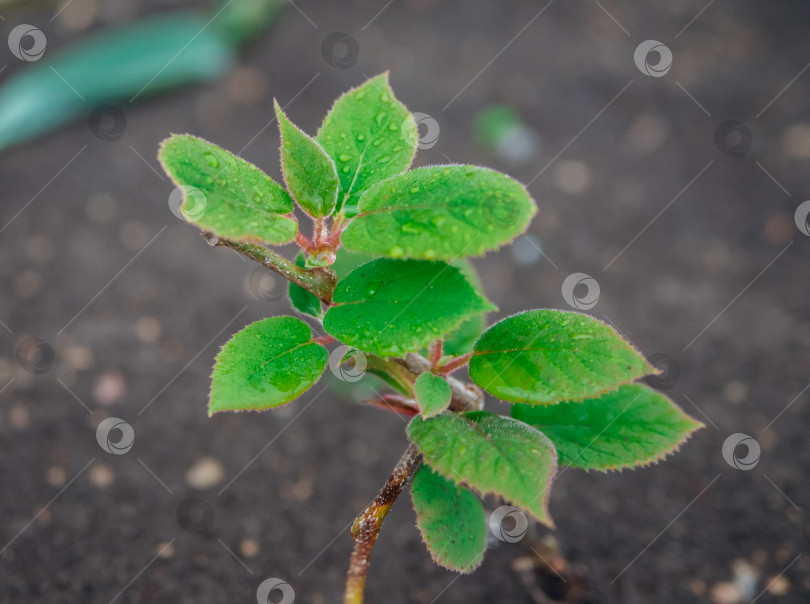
[158,73,703,576]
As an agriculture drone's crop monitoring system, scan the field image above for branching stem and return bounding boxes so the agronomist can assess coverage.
[429,339,443,370]
[343,443,422,604]
[437,353,473,376]
[208,234,337,303]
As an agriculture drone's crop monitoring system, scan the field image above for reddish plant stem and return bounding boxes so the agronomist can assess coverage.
[364,394,419,417]
[313,335,336,346]
[437,353,473,376]
[314,217,326,246]
[295,231,316,253]
[428,339,443,371]
[344,444,422,604]
[325,216,349,248]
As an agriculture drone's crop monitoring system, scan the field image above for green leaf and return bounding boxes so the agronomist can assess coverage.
[275,100,339,218]
[407,411,557,525]
[323,259,496,357]
[158,134,296,244]
[414,373,452,418]
[469,310,656,405]
[443,315,487,357]
[341,165,536,259]
[288,253,323,318]
[512,384,704,471]
[316,73,416,215]
[442,259,488,356]
[332,248,375,279]
[209,317,328,414]
[411,464,487,573]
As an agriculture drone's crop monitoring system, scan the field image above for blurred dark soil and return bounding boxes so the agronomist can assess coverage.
[2,1,810,603]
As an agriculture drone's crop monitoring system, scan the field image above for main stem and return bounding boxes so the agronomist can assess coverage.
[207,234,337,303]
[344,443,422,604]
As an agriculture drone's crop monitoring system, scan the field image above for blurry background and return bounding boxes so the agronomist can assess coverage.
[2,1,809,602]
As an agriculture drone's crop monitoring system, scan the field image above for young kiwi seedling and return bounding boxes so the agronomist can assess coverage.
[158,73,702,604]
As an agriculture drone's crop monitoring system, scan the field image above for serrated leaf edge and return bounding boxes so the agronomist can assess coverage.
[470,308,659,405]
[315,72,417,212]
[274,100,339,218]
[409,412,558,527]
[411,465,487,574]
[325,259,497,357]
[207,317,328,416]
[157,133,298,245]
[344,163,538,259]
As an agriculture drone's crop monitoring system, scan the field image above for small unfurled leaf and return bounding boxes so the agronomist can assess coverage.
[316,73,416,214]
[469,310,656,405]
[209,317,328,414]
[158,134,296,244]
[407,411,557,525]
[288,253,323,318]
[512,384,703,471]
[414,372,452,418]
[341,165,536,259]
[323,259,496,357]
[275,101,339,218]
[411,464,487,573]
